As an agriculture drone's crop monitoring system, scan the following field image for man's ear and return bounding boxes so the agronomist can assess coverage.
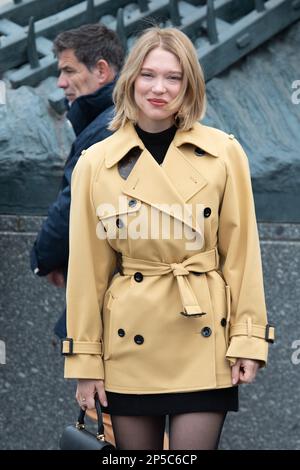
[95,59,115,85]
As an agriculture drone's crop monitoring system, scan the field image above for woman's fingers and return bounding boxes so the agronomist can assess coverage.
[239,359,259,384]
[76,379,100,410]
[231,359,241,385]
[231,359,260,385]
[76,379,108,410]
[96,380,108,407]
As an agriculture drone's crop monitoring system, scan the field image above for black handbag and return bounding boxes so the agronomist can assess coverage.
[59,394,115,451]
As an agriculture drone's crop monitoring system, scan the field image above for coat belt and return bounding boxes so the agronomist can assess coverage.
[122,247,219,317]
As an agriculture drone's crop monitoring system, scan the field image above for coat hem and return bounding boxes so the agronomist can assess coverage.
[104,381,234,394]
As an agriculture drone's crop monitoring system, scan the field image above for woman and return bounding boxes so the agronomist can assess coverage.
[62,27,275,450]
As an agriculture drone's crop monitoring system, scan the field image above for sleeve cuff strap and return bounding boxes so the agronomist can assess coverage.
[61,338,102,355]
[230,323,275,343]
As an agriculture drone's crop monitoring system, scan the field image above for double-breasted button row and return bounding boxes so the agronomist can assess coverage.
[115,200,138,228]
[117,329,144,345]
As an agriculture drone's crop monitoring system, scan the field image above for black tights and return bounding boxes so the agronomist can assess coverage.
[111,412,226,450]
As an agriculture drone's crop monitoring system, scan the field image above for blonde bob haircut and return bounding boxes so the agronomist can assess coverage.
[108,27,206,131]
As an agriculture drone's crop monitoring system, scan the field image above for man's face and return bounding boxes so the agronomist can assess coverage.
[57,49,102,103]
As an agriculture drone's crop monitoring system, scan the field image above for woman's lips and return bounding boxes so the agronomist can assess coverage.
[148,99,167,106]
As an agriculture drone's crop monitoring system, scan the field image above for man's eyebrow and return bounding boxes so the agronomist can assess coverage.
[59,65,75,71]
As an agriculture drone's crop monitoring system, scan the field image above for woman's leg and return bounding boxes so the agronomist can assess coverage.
[169,412,226,450]
[111,415,166,450]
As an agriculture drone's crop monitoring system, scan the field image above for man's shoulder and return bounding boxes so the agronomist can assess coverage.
[77,105,114,145]
[69,106,113,168]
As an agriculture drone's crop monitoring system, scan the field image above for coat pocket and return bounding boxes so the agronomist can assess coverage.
[96,198,142,239]
[103,291,116,361]
[225,285,231,347]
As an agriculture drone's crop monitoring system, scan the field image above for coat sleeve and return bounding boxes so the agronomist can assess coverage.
[29,143,82,276]
[64,150,116,379]
[218,137,274,366]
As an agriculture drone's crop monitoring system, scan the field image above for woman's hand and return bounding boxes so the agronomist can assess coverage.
[76,379,108,410]
[231,358,260,385]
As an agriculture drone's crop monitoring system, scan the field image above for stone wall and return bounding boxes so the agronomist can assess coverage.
[0,20,300,221]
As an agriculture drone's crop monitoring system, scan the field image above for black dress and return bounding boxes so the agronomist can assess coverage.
[101,125,239,416]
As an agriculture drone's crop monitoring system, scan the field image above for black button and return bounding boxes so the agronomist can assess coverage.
[116,218,124,228]
[134,272,143,282]
[195,147,205,156]
[201,326,212,337]
[128,199,137,208]
[204,207,211,218]
[220,318,227,327]
[118,328,125,337]
[134,335,144,345]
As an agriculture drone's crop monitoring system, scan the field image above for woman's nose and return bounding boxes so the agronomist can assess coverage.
[152,79,166,93]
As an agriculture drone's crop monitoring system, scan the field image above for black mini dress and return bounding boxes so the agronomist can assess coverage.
[102,387,238,416]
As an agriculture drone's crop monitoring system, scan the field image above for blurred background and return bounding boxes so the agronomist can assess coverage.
[0,0,299,449]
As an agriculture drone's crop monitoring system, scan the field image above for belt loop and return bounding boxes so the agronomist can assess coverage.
[214,246,219,268]
[61,337,73,356]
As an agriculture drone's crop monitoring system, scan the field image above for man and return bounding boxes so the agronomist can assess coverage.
[30,24,124,446]
[30,24,124,338]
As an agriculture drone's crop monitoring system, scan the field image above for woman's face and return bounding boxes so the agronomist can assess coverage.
[134,47,183,132]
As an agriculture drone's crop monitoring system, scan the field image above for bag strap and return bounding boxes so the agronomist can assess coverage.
[77,393,105,438]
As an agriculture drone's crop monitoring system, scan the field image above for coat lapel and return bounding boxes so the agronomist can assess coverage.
[122,148,202,235]
[104,121,220,236]
[162,142,208,202]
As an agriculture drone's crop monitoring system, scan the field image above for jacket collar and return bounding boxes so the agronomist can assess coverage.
[67,78,116,136]
[105,121,219,168]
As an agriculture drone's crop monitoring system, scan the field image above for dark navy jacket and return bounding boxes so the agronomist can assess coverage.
[30,80,115,338]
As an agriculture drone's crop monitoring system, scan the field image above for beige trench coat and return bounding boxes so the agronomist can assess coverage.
[63,122,274,393]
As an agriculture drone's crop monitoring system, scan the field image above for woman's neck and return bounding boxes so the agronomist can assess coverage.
[136,118,175,133]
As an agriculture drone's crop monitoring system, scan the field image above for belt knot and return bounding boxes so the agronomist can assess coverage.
[170,263,189,277]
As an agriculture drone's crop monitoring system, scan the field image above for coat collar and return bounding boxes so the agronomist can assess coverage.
[105,121,219,169]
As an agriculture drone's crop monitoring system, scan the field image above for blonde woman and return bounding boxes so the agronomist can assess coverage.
[62,27,274,450]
